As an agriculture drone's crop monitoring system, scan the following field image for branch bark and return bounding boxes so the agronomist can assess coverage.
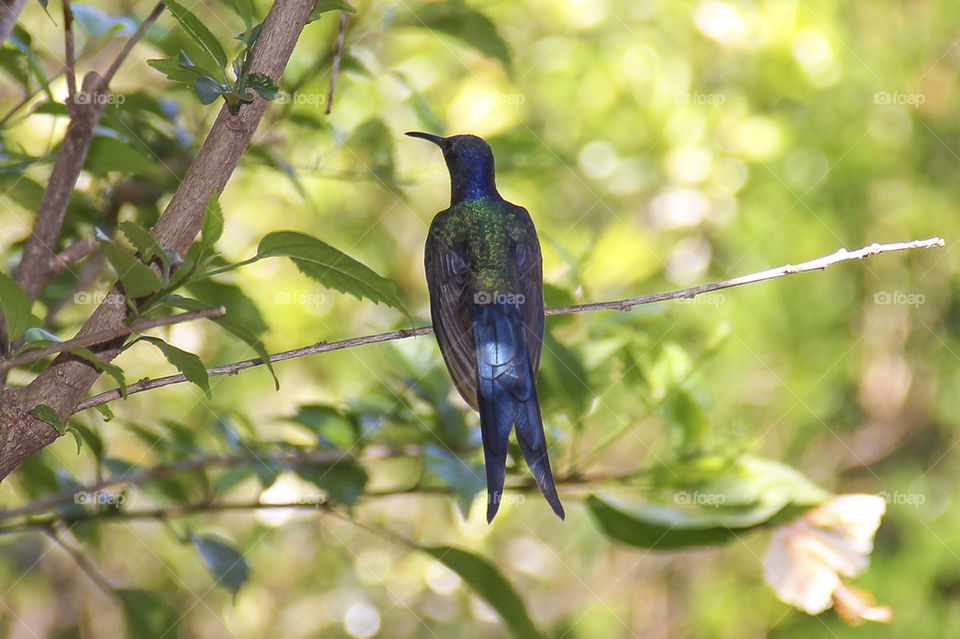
[70,236,945,413]
[0,0,317,481]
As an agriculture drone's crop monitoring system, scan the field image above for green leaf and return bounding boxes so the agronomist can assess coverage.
[102,241,162,298]
[347,118,396,186]
[588,457,830,550]
[170,289,278,389]
[141,336,211,398]
[71,5,135,37]
[165,0,227,72]
[0,271,32,341]
[201,191,224,250]
[94,403,115,422]
[662,389,709,453]
[118,221,161,262]
[69,422,104,459]
[420,546,543,639]
[30,403,65,433]
[193,75,227,104]
[286,404,359,450]
[71,347,128,399]
[87,136,162,177]
[257,231,405,311]
[116,588,180,638]
[192,535,250,595]
[395,1,512,76]
[147,51,214,84]
[66,427,84,454]
[295,461,368,506]
[245,72,278,100]
[308,0,357,21]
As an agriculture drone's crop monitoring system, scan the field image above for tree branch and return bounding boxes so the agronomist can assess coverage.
[47,237,96,279]
[99,2,165,87]
[0,306,225,372]
[73,236,945,413]
[62,0,77,98]
[0,0,318,482]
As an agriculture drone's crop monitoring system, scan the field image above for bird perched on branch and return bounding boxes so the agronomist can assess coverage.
[407,131,564,523]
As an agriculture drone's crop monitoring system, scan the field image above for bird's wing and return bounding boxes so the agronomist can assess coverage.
[509,206,545,374]
[425,216,479,410]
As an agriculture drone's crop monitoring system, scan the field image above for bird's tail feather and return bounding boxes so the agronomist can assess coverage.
[472,303,564,522]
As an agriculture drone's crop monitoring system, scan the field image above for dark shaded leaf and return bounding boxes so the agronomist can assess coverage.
[295,461,368,506]
[193,535,250,595]
[423,444,484,517]
[193,76,227,105]
[29,404,65,433]
[308,0,357,21]
[116,588,180,638]
[420,546,543,639]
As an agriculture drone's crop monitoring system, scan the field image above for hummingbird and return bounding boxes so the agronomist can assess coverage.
[407,131,564,523]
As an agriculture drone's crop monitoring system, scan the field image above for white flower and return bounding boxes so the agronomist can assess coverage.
[763,494,891,624]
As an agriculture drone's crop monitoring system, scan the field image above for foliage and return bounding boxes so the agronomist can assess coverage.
[0,0,956,638]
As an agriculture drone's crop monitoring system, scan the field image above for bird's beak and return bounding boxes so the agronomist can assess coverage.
[405,131,447,147]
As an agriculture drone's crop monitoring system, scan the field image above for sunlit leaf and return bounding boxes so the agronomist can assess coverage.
[165,0,227,72]
[141,336,211,398]
[0,271,32,341]
[102,241,162,298]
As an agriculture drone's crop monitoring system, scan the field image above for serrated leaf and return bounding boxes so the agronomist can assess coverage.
[141,336,211,398]
[102,241,162,298]
[201,191,224,250]
[193,535,250,595]
[0,271,32,341]
[308,0,357,21]
[245,72,278,100]
[119,220,161,262]
[72,347,128,399]
[257,231,405,311]
[165,0,227,72]
[170,290,277,389]
[420,546,543,639]
[30,404,65,433]
[94,403,114,422]
[116,588,180,638]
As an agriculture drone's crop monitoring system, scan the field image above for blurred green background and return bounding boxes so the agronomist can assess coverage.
[0,0,957,637]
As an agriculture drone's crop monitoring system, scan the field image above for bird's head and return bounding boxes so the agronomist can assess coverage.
[406,132,499,203]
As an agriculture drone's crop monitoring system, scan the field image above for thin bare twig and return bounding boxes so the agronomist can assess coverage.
[44,527,114,595]
[63,0,77,98]
[1,306,226,372]
[0,447,355,521]
[325,11,348,115]
[99,1,165,87]
[48,237,96,278]
[73,237,945,413]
